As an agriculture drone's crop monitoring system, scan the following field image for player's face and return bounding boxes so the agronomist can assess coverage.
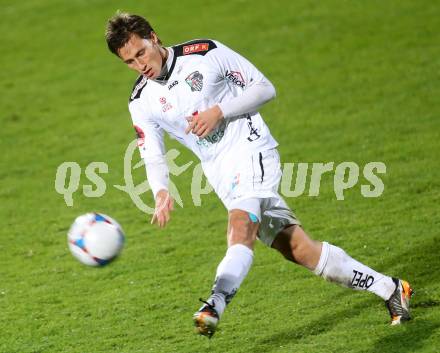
[118,34,164,79]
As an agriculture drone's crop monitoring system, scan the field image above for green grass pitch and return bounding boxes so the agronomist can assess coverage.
[1,0,439,352]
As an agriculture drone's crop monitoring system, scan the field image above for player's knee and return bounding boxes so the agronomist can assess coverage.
[228,209,258,248]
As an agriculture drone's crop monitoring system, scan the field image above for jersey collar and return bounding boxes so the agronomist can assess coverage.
[153,47,176,83]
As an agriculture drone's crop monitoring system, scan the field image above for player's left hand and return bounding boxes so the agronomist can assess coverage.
[151,189,174,228]
[185,105,224,138]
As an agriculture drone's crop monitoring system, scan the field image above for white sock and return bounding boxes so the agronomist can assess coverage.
[314,242,396,300]
[209,244,254,317]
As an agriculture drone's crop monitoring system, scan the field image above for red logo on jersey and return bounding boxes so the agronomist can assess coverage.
[183,43,209,55]
[159,97,173,112]
[134,125,145,147]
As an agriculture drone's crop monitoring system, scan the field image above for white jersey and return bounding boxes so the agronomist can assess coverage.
[128,39,278,196]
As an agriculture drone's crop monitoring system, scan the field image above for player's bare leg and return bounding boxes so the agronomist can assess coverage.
[271,225,322,270]
[193,209,259,337]
[271,225,413,325]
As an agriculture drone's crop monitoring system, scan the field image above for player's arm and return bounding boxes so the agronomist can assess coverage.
[186,41,276,138]
[129,104,174,228]
[214,41,276,119]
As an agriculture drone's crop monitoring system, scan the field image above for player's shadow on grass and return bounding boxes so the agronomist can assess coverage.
[364,319,440,353]
[253,236,440,353]
[254,295,376,352]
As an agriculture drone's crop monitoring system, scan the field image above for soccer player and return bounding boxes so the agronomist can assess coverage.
[105,13,413,337]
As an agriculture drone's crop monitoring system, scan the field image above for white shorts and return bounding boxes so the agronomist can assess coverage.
[204,148,300,246]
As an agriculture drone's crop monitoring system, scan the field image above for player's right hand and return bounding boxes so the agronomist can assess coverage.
[151,189,174,228]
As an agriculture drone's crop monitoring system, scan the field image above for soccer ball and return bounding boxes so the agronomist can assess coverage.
[68,212,125,266]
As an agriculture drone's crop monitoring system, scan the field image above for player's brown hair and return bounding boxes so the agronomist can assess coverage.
[105,12,161,56]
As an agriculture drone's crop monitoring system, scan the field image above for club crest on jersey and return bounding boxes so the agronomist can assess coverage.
[185,71,204,92]
[225,70,245,88]
[183,43,209,55]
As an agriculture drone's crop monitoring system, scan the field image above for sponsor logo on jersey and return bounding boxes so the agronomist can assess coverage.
[131,76,148,101]
[168,80,179,90]
[183,43,209,55]
[196,120,226,148]
[159,97,173,112]
[225,70,245,88]
[133,125,145,147]
[185,71,204,92]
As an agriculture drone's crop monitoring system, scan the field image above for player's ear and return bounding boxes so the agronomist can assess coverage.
[150,32,159,44]
[150,32,162,46]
